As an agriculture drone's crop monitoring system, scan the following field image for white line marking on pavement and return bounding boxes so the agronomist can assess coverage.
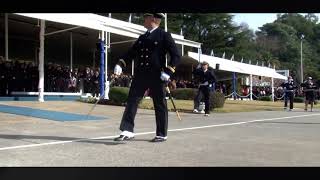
[0,113,319,151]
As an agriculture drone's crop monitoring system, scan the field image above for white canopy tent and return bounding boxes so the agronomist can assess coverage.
[188,52,287,79]
[12,13,201,102]
[188,52,287,101]
[14,13,201,48]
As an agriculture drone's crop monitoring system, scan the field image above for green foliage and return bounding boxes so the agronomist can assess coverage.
[209,91,226,109]
[108,87,130,105]
[257,13,320,81]
[258,96,272,101]
[171,89,225,110]
[78,87,130,106]
[294,96,305,103]
[171,88,196,100]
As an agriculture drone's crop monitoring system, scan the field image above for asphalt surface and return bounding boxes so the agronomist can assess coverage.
[0,101,319,166]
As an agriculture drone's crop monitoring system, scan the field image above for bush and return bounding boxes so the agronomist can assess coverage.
[258,96,272,101]
[209,91,226,110]
[294,96,304,103]
[108,87,130,105]
[171,88,196,100]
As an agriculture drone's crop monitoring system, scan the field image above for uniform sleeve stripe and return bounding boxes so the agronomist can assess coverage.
[119,59,127,67]
[167,66,175,73]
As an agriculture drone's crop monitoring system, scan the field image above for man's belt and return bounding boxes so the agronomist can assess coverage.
[199,81,209,86]
[303,89,317,92]
[284,90,295,92]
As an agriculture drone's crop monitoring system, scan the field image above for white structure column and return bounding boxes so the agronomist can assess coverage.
[181,28,184,56]
[271,77,274,102]
[70,32,73,72]
[38,20,45,102]
[104,31,110,99]
[132,59,134,76]
[250,74,253,100]
[198,47,201,63]
[165,13,168,67]
[128,13,132,23]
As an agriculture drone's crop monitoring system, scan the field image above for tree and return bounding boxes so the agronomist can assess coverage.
[256,13,320,81]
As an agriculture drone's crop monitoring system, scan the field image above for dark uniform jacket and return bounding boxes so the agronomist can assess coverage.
[301,81,317,98]
[281,81,297,91]
[119,27,181,76]
[193,67,216,86]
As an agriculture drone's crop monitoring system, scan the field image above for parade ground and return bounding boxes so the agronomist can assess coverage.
[0,101,319,166]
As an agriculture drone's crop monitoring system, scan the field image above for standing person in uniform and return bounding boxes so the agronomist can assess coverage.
[0,61,7,96]
[281,76,298,111]
[192,61,216,116]
[192,63,204,114]
[113,13,181,142]
[301,77,318,112]
[91,70,100,98]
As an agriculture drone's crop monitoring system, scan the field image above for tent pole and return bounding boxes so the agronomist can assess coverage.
[38,20,45,102]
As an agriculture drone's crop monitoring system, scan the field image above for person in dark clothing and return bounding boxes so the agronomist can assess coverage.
[113,13,181,143]
[281,76,298,111]
[68,72,78,93]
[83,67,92,93]
[192,63,204,114]
[301,77,318,112]
[0,61,8,96]
[91,70,100,97]
[192,61,216,116]
[30,63,39,92]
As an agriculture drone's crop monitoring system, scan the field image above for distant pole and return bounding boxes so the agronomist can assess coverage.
[300,34,304,83]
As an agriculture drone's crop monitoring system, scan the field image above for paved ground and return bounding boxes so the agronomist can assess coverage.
[0,101,319,166]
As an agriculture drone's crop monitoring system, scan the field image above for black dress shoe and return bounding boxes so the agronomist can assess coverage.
[150,137,167,143]
[114,135,134,141]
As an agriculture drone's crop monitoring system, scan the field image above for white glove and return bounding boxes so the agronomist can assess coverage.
[200,81,209,86]
[160,71,170,82]
[114,64,122,75]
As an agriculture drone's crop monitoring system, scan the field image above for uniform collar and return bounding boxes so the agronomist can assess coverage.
[147,26,159,34]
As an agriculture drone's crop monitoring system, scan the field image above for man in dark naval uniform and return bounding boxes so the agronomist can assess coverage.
[301,76,318,112]
[192,61,216,116]
[281,76,298,111]
[113,13,181,142]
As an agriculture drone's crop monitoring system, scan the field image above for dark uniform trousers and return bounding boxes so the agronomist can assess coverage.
[118,27,180,138]
[193,88,203,110]
[282,81,297,110]
[302,82,317,102]
[284,90,294,109]
[193,68,216,114]
[120,70,168,137]
[196,85,210,113]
